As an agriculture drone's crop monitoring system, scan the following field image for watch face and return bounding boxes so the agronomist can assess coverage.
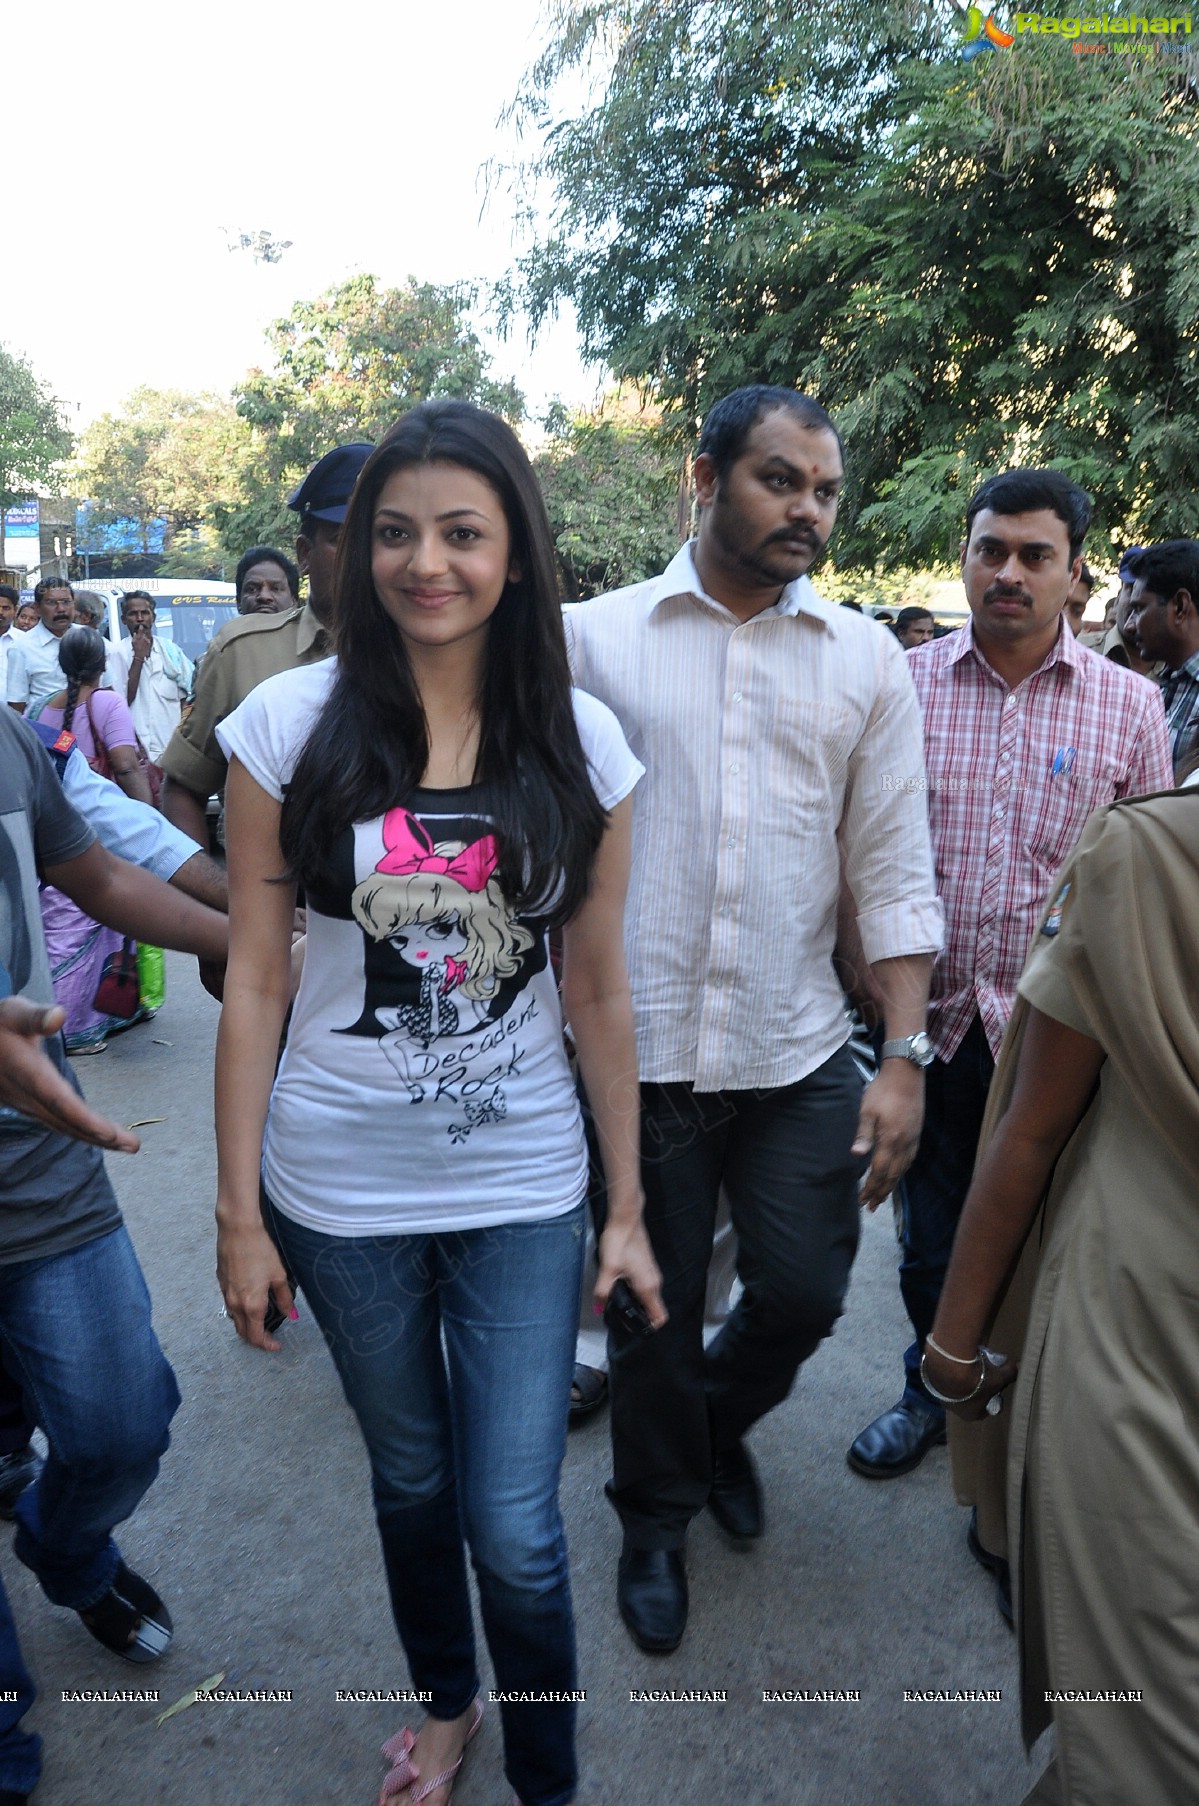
[910,1033,934,1066]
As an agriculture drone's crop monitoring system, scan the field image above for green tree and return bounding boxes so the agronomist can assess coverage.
[73,389,253,566]
[229,274,527,549]
[534,393,682,597]
[156,526,231,579]
[510,2,1199,566]
[0,346,73,567]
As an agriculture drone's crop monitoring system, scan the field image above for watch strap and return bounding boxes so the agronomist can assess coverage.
[881,1034,933,1067]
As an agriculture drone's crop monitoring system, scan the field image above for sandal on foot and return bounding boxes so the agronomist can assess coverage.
[77,1561,172,1663]
[378,1697,483,1804]
[569,1362,608,1425]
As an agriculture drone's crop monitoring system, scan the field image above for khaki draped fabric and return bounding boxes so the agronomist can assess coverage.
[949,789,1199,1802]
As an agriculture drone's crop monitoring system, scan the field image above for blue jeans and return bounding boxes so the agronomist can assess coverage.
[0,1225,180,1795]
[899,1015,995,1406]
[267,1201,585,1806]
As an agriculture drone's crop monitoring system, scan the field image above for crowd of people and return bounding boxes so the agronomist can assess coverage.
[2,384,1198,1806]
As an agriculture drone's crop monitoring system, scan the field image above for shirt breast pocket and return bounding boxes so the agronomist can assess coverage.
[775,698,858,777]
[1025,759,1122,867]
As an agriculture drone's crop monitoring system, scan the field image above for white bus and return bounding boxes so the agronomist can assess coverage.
[88,579,239,663]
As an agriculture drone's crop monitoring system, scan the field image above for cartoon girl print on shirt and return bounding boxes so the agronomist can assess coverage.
[349,807,538,1127]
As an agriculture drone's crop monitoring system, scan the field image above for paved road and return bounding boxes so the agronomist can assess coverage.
[7,957,1048,1805]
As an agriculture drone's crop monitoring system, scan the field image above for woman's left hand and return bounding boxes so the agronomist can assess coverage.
[594,1217,667,1330]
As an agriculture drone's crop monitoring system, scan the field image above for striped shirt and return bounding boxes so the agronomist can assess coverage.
[1160,650,1199,778]
[909,618,1173,1060]
[564,543,943,1091]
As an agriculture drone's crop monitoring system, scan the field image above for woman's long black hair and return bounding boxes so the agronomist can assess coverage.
[279,401,608,925]
[56,626,108,735]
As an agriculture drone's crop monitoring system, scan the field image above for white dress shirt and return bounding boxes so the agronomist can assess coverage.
[106,634,194,762]
[5,621,72,712]
[564,543,943,1091]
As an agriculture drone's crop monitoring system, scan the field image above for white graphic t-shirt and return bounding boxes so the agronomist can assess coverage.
[217,660,643,1236]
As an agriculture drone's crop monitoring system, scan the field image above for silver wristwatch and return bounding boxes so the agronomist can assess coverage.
[880,1031,935,1069]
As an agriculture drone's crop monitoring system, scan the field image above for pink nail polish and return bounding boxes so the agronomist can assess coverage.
[593,1302,603,1316]
[288,1307,300,1321]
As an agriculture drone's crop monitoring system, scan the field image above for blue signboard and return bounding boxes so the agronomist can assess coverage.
[75,501,165,555]
[3,501,39,540]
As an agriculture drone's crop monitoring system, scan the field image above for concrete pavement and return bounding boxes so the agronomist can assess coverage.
[7,955,1049,1804]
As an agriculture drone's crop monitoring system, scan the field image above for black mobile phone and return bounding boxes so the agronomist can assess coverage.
[263,1286,291,1335]
[604,1277,655,1340]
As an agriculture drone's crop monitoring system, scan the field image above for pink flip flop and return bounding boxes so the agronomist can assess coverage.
[377,1697,483,1804]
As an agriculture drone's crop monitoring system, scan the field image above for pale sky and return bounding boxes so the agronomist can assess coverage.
[8,0,600,432]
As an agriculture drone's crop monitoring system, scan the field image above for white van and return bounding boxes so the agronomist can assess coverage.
[91,579,239,663]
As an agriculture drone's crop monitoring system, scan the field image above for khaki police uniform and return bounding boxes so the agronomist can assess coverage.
[160,604,330,800]
[1099,624,1164,679]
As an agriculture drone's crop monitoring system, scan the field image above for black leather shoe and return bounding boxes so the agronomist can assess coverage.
[846,1398,946,1478]
[617,1545,687,1652]
[967,1509,1014,1629]
[708,1441,763,1541]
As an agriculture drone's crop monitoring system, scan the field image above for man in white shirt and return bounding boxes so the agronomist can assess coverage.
[5,579,76,715]
[565,385,943,1653]
[106,591,195,764]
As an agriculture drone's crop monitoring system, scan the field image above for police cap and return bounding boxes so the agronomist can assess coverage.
[287,442,375,525]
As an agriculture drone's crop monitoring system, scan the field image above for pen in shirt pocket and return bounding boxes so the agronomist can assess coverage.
[1051,746,1077,777]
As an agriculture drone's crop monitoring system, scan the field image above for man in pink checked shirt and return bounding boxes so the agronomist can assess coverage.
[847,470,1173,1558]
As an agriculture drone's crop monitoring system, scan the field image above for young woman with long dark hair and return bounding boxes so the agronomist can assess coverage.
[214,401,663,1806]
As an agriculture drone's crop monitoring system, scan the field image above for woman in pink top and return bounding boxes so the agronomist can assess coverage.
[37,626,152,1050]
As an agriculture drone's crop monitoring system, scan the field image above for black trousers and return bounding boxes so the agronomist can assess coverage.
[605,1047,864,1549]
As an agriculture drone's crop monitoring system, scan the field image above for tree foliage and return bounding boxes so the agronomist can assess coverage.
[72,389,253,564]
[510,2,1199,565]
[0,345,73,565]
[229,274,527,548]
[534,392,681,596]
[71,279,532,572]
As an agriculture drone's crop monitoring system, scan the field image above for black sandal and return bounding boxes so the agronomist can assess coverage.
[77,1561,173,1663]
[569,1362,608,1424]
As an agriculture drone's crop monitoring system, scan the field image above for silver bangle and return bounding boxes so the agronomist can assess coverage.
[920,1349,986,1406]
[926,1332,982,1367]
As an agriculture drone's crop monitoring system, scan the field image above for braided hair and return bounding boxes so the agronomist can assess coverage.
[56,625,108,735]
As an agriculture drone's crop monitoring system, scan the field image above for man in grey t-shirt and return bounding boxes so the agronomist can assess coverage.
[0,710,226,1804]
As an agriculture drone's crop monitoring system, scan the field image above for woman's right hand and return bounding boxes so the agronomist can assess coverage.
[216,1213,295,1352]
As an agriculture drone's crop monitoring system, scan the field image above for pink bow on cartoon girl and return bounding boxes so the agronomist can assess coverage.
[376,808,498,892]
